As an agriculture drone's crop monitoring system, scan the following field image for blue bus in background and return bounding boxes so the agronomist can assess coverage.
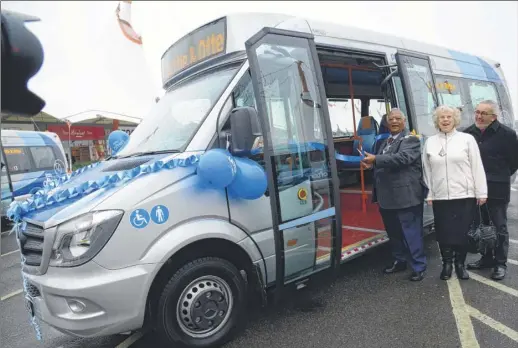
[1,130,68,222]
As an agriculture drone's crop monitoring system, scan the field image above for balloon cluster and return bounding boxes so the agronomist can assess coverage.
[196,149,267,200]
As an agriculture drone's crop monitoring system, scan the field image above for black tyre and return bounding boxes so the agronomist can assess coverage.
[157,257,248,348]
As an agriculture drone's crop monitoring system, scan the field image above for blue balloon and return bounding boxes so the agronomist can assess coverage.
[108,130,130,155]
[228,157,267,200]
[197,149,237,189]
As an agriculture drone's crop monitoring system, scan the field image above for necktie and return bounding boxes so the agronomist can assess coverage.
[387,137,394,145]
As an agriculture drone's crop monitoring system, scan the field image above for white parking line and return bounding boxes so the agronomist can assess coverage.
[509,259,518,266]
[510,239,518,245]
[466,305,518,342]
[446,273,480,348]
[114,331,143,348]
[1,249,19,257]
[469,272,518,298]
[0,289,23,301]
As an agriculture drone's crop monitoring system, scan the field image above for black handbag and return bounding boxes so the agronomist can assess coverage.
[467,205,497,254]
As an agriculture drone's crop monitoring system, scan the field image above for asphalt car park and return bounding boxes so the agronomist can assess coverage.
[2,179,518,348]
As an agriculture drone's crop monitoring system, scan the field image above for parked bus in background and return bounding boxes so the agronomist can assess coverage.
[1,130,68,220]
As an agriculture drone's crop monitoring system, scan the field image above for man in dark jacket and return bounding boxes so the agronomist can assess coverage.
[362,108,427,281]
[464,100,518,280]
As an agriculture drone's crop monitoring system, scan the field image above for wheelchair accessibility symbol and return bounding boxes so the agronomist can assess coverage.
[130,209,150,229]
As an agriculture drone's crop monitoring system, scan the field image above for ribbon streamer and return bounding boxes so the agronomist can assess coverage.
[7,155,200,227]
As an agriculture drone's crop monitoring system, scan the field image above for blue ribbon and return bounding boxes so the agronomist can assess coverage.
[6,154,200,227]
[249,141,366,162]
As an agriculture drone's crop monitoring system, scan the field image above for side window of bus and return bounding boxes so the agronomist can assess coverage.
[29,146,56,170]
[434,76,471,127]
[233,71,256,109]
[368,99,390,125]
[328,99,360,137]
[494,83,515,127]
[4,147,32,173]
[467,80,498,109]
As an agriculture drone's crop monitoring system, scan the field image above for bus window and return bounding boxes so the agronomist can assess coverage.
[435,76,471,127]
[29,146,56,170]
[233,71,256,109]
[4,147,32,173]
[368,99,389,124]
[1,150,12,196]
[327,99,361,137]
[269,98,288,141]
[468,80,498,108]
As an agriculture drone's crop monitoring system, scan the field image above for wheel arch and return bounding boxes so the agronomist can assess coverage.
[143,235,265,330]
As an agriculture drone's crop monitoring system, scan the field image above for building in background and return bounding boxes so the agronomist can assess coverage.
[1,111,141,169]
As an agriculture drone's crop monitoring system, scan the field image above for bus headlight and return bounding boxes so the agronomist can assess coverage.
[49,210,123,267]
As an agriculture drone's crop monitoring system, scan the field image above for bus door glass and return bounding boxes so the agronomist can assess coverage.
[395,50,439,137]
[395,50,438,226]
[245,28,342,293]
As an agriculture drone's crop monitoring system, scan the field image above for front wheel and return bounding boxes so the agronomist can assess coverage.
[157,257,248,348]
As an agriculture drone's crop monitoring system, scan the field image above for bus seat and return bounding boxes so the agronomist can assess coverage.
[374,114,390,151]
[378,114,389,135]
[353,116,378,154]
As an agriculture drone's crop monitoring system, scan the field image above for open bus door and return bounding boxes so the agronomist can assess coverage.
[395,50,439,227]
[245,28,342,302]
[1,143,15,231]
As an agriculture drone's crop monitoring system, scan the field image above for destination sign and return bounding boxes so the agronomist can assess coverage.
[4,148,23,155]
[161,17,227,85]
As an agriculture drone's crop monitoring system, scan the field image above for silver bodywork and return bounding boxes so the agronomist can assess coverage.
[16,12,514,338]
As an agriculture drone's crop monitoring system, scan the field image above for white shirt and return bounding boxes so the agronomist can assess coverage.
[422,129,487,201]
[382,132,401,153]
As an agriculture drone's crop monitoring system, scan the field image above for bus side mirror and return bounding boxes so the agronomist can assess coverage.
[1,10,45,116]
[229,106,261,153]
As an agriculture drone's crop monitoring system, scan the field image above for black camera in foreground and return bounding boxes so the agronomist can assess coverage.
[1,9,46,116]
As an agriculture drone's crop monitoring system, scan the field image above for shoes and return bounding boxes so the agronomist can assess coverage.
[491,266,506,280]
[454,263,470,280]
[440,263,453,280]
[410,270,425,281]
[383,260,407,274]
[439,246,454,280]
[454,251,469,280]
[467,257,495,270]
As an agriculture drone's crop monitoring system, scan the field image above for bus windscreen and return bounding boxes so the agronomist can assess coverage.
[161,17,227,85]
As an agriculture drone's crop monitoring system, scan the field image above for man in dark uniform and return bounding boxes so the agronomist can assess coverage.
[362,108,427,281]
[464,100,518,280]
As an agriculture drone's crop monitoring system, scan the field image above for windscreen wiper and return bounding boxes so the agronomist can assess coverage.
[118,149,181,159]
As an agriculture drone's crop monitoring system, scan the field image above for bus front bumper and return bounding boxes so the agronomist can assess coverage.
[22,261,155,338]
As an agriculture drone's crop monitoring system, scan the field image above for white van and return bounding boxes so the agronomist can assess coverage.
[1,130,68,219]
[9,13,515,348]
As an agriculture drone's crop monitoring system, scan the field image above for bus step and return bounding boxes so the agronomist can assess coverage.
[295,278,309,290]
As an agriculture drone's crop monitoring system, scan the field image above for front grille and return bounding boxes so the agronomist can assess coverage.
[25,282,41,298]
[19,223,45,267]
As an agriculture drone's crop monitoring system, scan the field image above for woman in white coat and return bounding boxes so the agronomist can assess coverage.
[422,105,487,280]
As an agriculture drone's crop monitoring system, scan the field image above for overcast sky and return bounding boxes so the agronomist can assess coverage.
[3,1,517,121]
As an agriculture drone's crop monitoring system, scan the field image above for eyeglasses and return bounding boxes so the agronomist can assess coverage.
[475,110,494,116]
